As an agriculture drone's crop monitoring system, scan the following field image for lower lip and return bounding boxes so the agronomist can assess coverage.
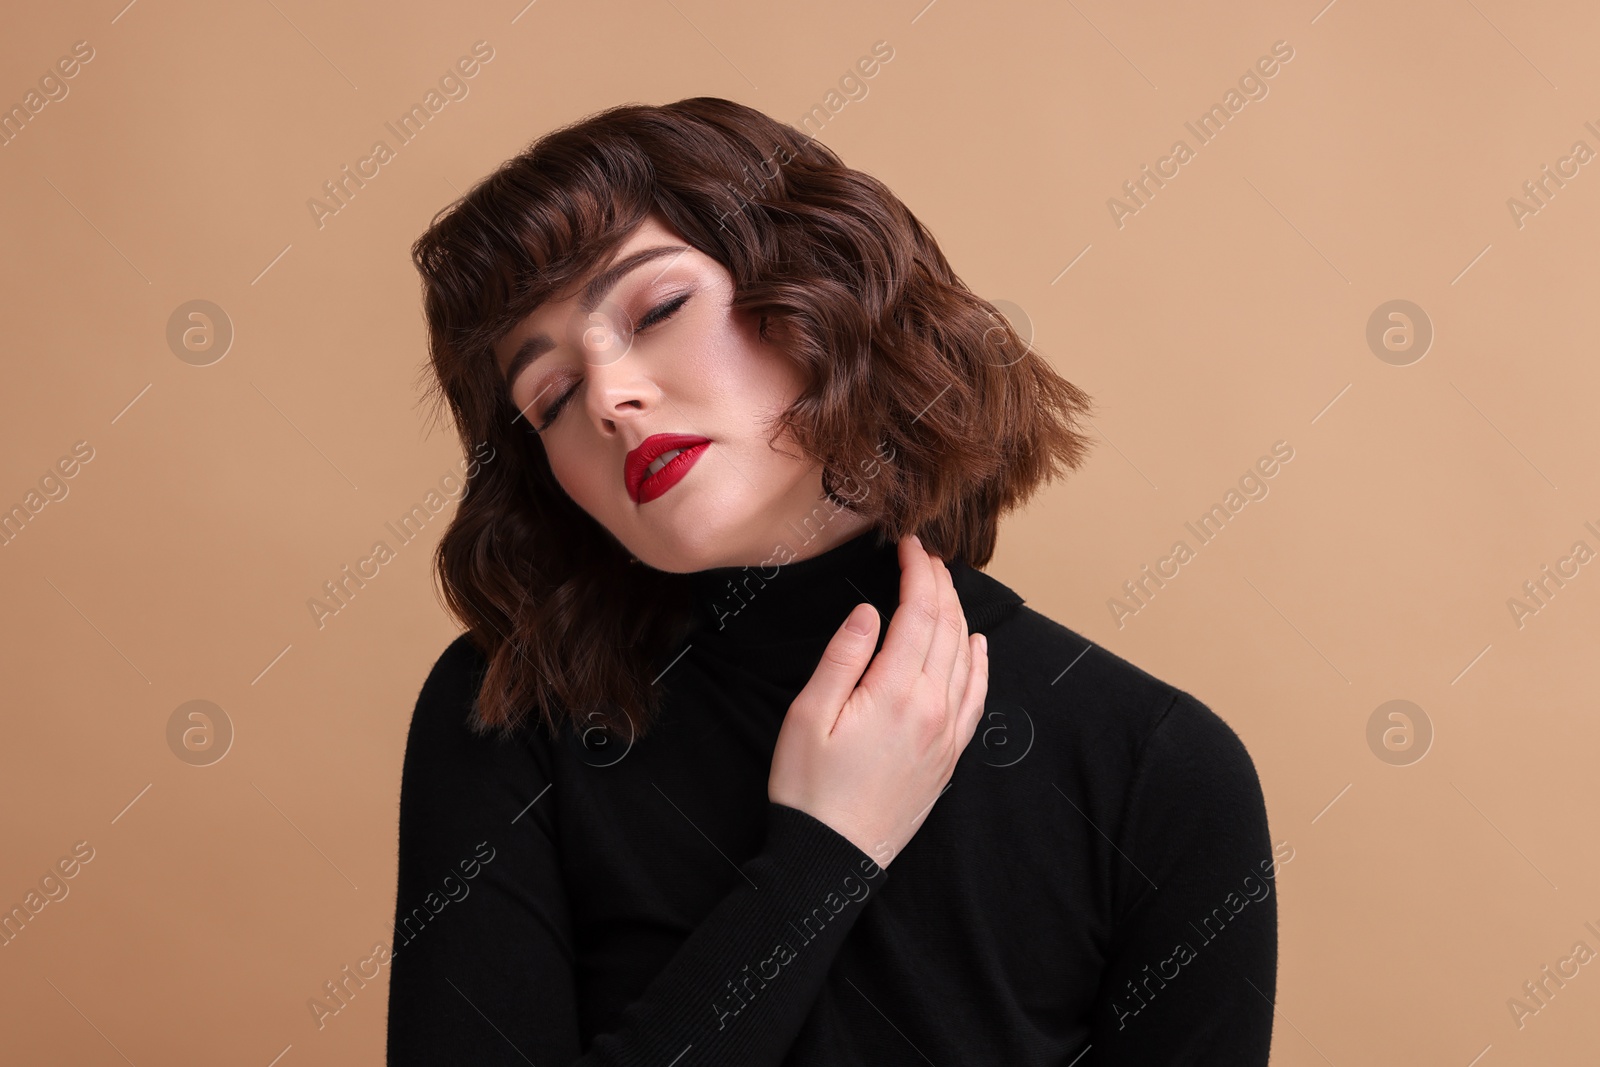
[635,442,709,504]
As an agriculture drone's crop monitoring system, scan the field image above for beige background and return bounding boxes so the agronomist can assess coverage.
[3,0,1598,1063]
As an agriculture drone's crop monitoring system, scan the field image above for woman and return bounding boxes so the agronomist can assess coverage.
[387,97,1278,1065]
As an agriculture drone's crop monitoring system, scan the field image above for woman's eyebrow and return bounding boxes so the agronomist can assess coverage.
[500,244,691,388]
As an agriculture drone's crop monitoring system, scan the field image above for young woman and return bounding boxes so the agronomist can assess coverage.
[386,97,1278,1066]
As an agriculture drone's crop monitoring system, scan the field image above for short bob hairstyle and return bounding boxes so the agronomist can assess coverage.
[412,96,1096,743]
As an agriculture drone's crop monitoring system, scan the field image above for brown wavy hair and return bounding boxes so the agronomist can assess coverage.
[411,96,1096,743]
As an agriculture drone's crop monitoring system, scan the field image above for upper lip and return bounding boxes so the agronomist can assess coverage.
[624,433,710,502]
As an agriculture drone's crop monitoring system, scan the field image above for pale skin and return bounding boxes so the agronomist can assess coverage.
[493,212,990,866]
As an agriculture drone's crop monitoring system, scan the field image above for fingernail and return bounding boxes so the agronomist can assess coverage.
[908,533,921,549]
[978,633,988,654]
[845,603,875,635]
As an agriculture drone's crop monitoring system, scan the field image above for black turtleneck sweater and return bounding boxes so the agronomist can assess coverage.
[386,529,1279,1065]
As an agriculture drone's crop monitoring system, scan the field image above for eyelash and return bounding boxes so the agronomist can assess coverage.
[535,292,692,431]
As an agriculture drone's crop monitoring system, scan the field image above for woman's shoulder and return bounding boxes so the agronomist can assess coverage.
[967,569,1258,781]
[403,632,555,768]
[396,634,562,854]
[410,632,488,728]
[429,630,488,682]
[976,596,1269,868]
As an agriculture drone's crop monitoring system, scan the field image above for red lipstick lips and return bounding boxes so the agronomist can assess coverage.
[624,433,711,504]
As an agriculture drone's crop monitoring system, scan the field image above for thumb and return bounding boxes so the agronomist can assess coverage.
[789,603,879,725]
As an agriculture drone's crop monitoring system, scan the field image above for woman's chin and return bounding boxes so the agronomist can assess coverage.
[628,517,757,575]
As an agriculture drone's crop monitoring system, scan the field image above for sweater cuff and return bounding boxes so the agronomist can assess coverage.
[765,802,888,885]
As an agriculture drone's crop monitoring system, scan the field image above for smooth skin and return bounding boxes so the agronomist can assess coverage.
[769,533,990,868]
[493,212,878,574]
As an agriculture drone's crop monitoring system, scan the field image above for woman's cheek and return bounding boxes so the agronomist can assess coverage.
[549,441,608,516]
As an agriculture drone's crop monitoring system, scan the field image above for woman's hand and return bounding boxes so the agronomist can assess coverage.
[768,534,990,868]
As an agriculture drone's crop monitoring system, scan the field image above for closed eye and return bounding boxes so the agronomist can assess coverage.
[635,291,691,331]
[533,291,693,431]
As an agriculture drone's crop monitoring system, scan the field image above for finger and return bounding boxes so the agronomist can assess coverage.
[922,556,965,694]
[789,602,880,732]
[921,556,966,729]
[951,633,991,761]
[944,569,972,722]
[864,535,940,696]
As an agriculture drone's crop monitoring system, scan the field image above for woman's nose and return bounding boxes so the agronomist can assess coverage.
[583,350,662,432]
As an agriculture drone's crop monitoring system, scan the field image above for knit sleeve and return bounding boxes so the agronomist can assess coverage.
[385,637,885,1067]
[1084,691,1282,1065]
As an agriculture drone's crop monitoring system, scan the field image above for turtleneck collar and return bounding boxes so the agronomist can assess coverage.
[683,526,1024,649]
[685,527,897,647]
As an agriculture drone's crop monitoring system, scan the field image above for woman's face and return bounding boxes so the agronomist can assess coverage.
[493,213,870,573]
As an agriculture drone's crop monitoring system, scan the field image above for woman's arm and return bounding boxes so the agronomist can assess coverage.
[1085,691,1280,1065]
[385,636,884,1066]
